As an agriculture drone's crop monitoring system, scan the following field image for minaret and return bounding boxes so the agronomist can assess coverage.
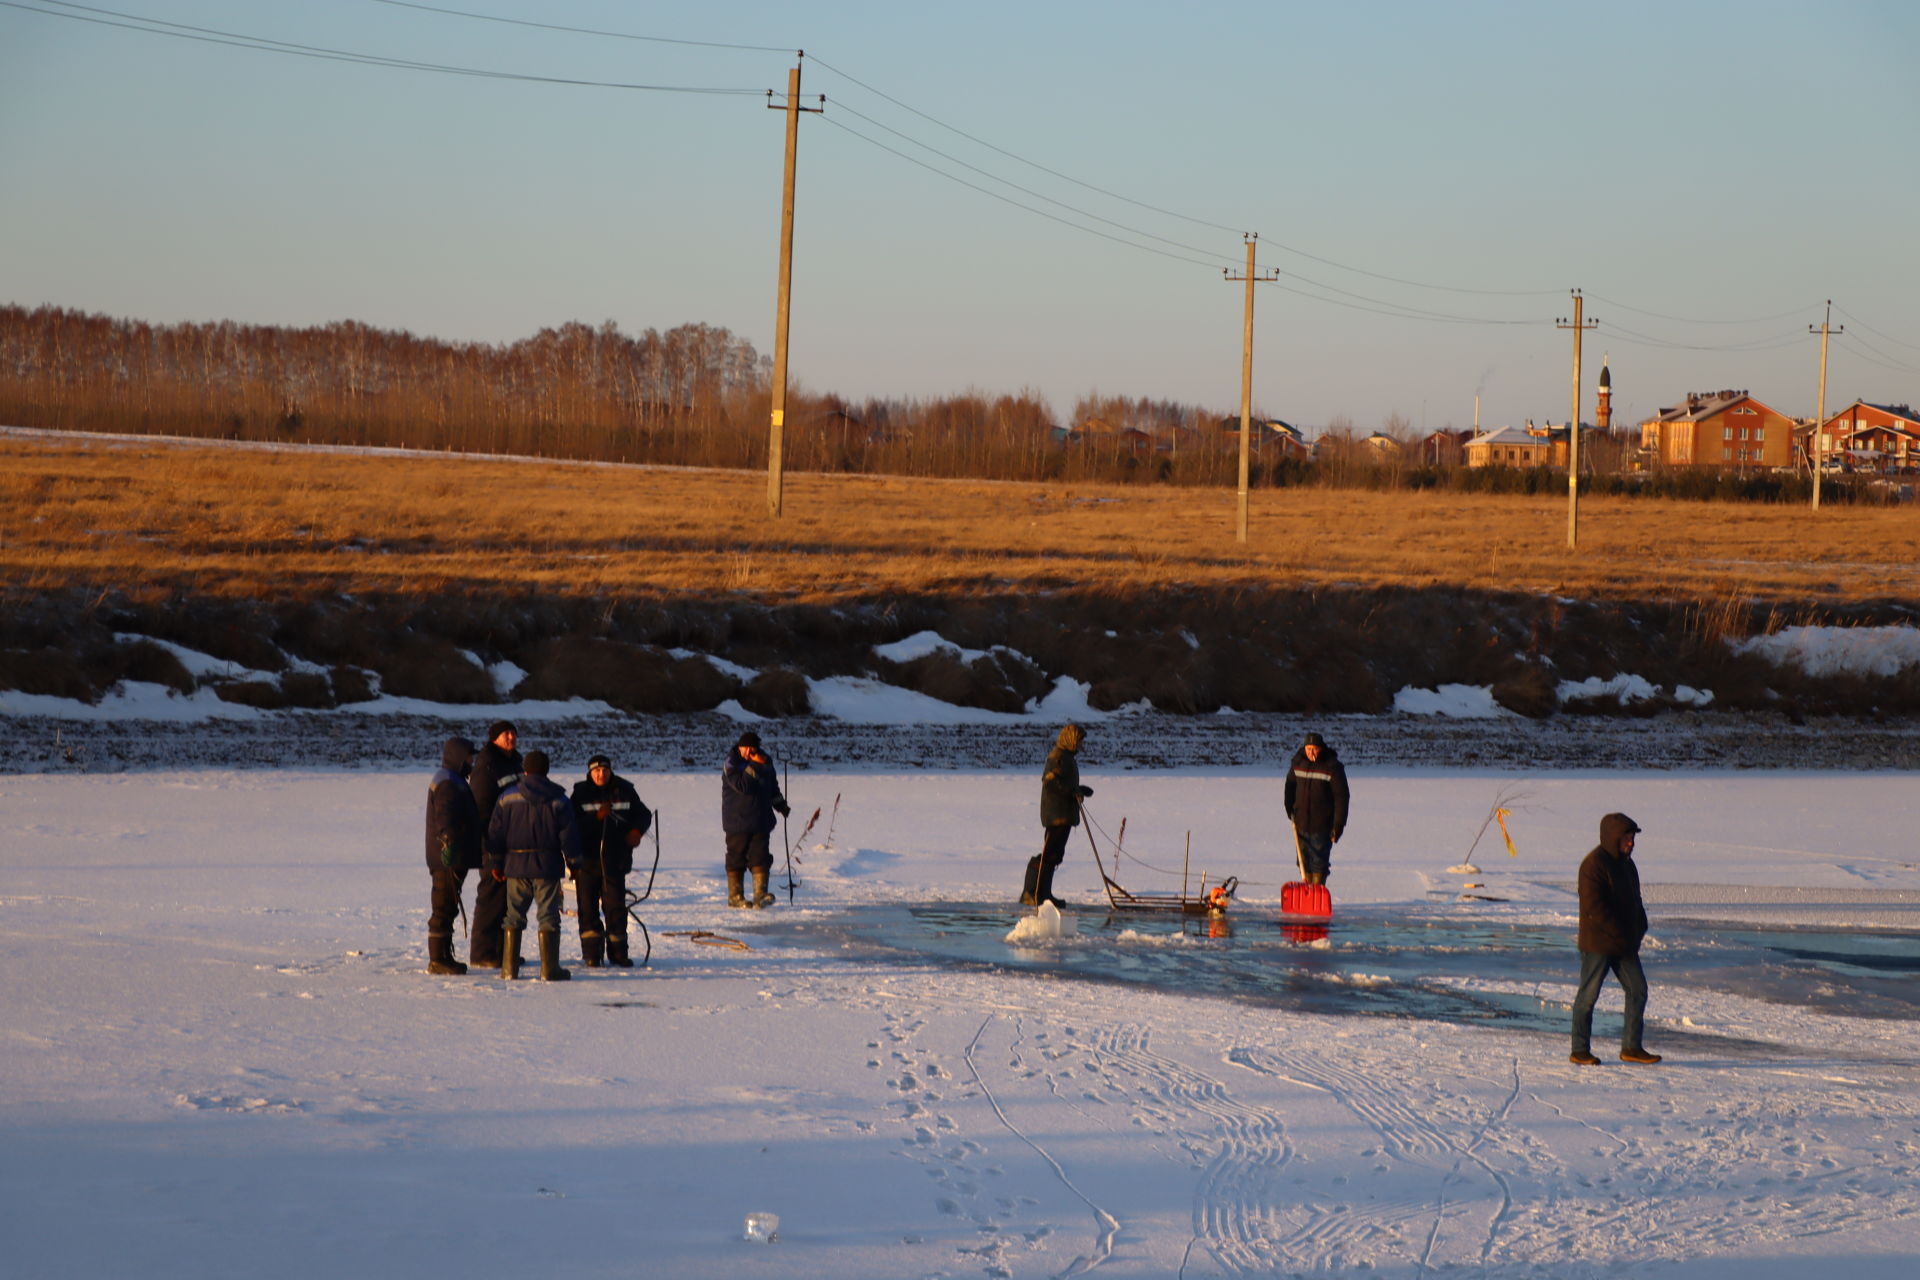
[1595,355,1613,433]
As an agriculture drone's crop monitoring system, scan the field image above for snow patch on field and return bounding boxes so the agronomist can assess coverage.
[1733,624,1920,677]
[1393,683,1507,718]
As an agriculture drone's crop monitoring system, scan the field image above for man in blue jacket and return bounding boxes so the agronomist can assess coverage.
[484,749,581,981]
[721,731,788,908]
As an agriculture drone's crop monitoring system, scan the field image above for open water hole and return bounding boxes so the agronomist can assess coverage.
[756,905,1920,1035]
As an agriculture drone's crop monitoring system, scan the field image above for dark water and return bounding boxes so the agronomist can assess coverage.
[761,904,1920,1032]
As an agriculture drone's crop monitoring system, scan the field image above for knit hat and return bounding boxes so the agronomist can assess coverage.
[522,749,550,776]
[736,731,763,750]
[1302,731,1326,750]
[486,719,517,745]
[586,753,611,771]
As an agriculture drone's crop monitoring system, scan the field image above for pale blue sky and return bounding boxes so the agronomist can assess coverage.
[3,0,1915,430]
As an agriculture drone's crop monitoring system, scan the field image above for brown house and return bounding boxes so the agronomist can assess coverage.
[1639,390,1794,468]
[1418,428,1474,467]
[1810,401,1920,472]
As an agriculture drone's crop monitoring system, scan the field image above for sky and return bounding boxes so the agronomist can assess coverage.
[3,0,1917,431]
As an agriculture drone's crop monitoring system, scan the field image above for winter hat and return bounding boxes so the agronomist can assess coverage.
[522,749,550,776]
[1302,731,1326,750]
[442,735,475,767]
[486,719,517,745]
[736,731,763,750]
[1056,723,1084,751]
[586,753,612,771]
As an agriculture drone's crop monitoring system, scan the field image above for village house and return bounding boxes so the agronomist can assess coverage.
[1214,417,1310,459]
[1639,389,1794,469]
[1418,428,1474,467]
[1808,401,1920,473]
[1464,425,1553,468]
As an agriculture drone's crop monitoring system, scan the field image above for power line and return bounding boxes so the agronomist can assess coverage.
[1837,332,1920,377]
[1583,292,1817,327]
[7,1,763,93]
[1833,304,1920,352]
[368,0,794,54]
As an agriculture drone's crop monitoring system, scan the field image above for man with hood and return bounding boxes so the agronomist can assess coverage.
[570,753,652,967]
[467,720,522,971]
[423,735,479,975]
[1571,812,1661,1064]
[484,749,580,982]
[721,731,789,908]
[1283,731,1349,886]
[1024,723,1093,907]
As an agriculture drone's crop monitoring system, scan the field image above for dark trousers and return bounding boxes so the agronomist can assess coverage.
[1295,829,1332,880]
[428,867,467,941]
[574,864,628,943]
[1570,949,1649,1054]
[470,870,506,965]
[725,831,773,873]
[1022,825,1072,902]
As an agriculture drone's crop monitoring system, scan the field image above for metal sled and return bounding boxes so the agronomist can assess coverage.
[1084,817,1237,915]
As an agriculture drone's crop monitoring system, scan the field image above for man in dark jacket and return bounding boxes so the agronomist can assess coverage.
[1283,731,1349,886]
[423,735,479,975]
[1024,723,1092,907]
[1570,812,1660,1065]
[484,749,580,982]
[721,731,788,908]
[570,754,651,967]
[467,721,521,970]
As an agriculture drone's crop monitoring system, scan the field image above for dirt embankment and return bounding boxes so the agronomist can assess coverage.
[4,583,1917,728]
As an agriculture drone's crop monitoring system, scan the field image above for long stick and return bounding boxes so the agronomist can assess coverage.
[1290,823,1308,881]
[782,758,795,904]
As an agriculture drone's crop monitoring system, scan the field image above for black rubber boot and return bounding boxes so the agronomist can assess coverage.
[502,928,523,981]
[539,931,572,982]
[727,870,747,908]
[1019,856,1043,906]
[427,934,467,975]
[580,932,604,968]
[607,935,633,968]
[752,868,775,907]
[1035,859,1065,909]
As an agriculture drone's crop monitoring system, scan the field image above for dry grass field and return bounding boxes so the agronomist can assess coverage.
[3,433,1916,609]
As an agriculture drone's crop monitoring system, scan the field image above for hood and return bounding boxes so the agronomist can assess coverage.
[440,736,475,771]
[1599,812,1641,856]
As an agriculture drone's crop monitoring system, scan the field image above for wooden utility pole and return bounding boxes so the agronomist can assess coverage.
[766,58,822,518]
[1809,300,1842,511]
[1556,290,1597,550]
[1223,235,1277,543]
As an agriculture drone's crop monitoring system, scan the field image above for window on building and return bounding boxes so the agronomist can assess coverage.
[1724,426,1735,440]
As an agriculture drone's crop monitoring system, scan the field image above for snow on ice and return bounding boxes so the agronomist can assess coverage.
[4,765,1920,1278]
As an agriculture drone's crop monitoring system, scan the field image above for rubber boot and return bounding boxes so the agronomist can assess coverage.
[580,931,604,968]
[727,870,747,908]
[502,928,523,981]
[607,935,633,968]
[539,931,571,982]
[752,867,775,907]
[1035,859,1066,910]
[427,934,467,976]
[1019,856,1043,906]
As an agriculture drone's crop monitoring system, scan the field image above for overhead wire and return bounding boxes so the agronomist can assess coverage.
[6,0,763,93]
[1583,292,1817,327]
[367,0,794,54]
[1833,304,1920,352]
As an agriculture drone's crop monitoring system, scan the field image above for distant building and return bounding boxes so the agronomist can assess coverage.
[1419,428,1474,467]
[1595,357,1614,433]
[1363,431,1401,455]
[1465,425,1553,468]
[1810,401,1920,472]
[1216,417,1310,458]
[1639,390,1794,468]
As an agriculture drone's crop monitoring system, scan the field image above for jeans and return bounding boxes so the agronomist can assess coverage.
[1570,949,1648,1054]
[503,877,563,933]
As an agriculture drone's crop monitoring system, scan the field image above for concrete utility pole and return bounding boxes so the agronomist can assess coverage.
[1810,300,1842,511]
[1223,234,1278,544]
[766,57,822,518]
[1556,290,1598,550]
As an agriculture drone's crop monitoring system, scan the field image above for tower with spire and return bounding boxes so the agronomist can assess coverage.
[1595,355,1613,433]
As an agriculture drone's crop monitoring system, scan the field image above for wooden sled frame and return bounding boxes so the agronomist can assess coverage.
[1082,815,1237,915]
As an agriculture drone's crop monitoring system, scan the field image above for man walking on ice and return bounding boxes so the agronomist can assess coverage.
[1570,812,1662,1065]
[1283,731,1348,887]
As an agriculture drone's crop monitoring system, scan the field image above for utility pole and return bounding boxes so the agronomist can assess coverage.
[1809,300,1842,511]
[1223,234,1277,544]
[766,57,822,518]
[1556,289,1597,550]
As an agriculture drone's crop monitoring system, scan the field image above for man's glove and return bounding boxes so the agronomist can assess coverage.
[774,799,791,817]
[594,803,611,822]
[1078,785,1094,798]
[626,828,643,848]
[489,868,506,883]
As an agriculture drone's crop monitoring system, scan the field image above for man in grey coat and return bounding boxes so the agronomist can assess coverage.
[1570,812,1661,1064]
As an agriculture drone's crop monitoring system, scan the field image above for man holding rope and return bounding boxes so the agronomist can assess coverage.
[569,754,651,967]
[1023,723,1093,908]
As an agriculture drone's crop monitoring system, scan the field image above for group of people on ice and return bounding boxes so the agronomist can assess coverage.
[420,720,1661,1064]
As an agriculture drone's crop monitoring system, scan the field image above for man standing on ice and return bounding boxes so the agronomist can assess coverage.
[1283,731,1348,886]
[1024,723,1092,908]
[484,749,579,981]
[423,735,479,975]
[569,753,651,967]
[721,731,788,908]
[467,720,521,972]
[1570,812,1661,1065]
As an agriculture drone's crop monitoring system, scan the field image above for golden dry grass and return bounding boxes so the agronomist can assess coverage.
[3,434,1916,606]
